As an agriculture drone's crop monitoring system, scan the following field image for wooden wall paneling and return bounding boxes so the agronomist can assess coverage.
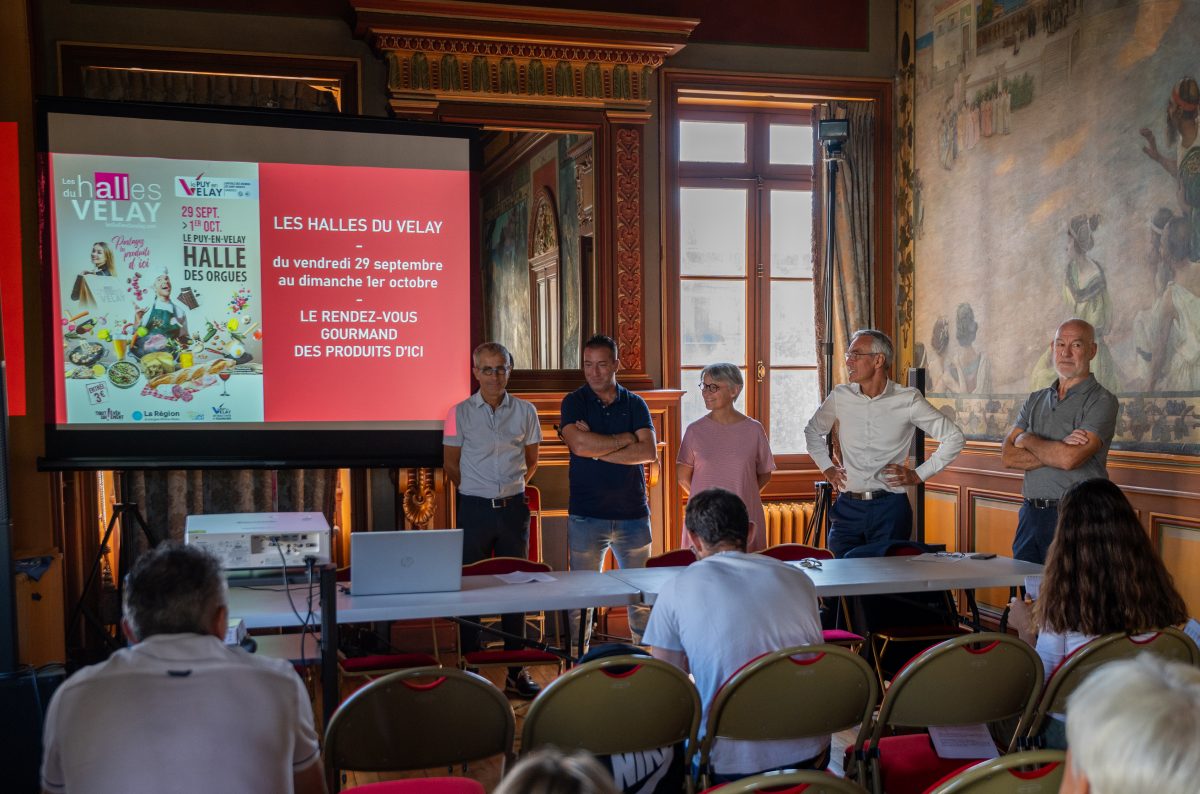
[968,489,1021,611]
[923,484,958,552]
[1151,513,1200,619]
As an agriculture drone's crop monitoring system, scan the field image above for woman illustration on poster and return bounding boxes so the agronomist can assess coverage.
[69,241,116,305]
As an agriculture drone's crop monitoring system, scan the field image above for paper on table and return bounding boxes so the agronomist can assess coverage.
[1024,575,1042,600]
[1185,617,1200,646]
[494,571,557,584]
[928,724,999,760]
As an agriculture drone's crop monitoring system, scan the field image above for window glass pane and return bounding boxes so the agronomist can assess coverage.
[680,280,746,366]
[680,367,748,430]
[769,123,814,165]
[770,190,813,278]
[770,280,816,366]
[680,120,746,163]
[769,369,820,454]
[680,188,747,276]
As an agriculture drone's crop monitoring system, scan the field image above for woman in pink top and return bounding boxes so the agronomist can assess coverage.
[677,363,776,551]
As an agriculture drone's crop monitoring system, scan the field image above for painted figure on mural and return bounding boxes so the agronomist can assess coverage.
[946,302,991,395]
[1134,211,1200,392]
[1140,76,1200,262]
[1031,214,1116,392]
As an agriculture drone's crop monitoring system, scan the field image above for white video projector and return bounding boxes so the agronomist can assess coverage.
[185,512,332,569]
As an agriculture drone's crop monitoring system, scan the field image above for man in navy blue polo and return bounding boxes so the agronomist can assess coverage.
[560,334,657,650]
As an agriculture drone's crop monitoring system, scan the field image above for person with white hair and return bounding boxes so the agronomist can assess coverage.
[1061,654,1200,794]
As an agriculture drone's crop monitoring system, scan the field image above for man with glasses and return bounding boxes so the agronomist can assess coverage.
[1001,319,1117,564]
[560,334,657,651]
[804,329,964,557]
[444,341,543,696]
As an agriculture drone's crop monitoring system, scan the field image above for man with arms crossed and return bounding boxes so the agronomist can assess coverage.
[1002,319,1118,564]
[804,329,965,557]
[444,341,542,697]
[644,488,826,783]
[41,543,324,794]
[560,334,656,650]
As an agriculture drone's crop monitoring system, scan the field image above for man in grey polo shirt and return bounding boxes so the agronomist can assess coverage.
[1002,319,1119,564]
[444,341,542,696]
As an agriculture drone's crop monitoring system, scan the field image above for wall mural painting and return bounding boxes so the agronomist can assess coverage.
[913,0,1200,452]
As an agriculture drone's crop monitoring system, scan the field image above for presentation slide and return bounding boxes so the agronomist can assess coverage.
[48,127,472,432]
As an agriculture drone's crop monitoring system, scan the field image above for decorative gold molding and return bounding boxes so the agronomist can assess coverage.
[402,467,437,528]
[353,1,696,114]
[895,0,917,373]
[614,125,643,373]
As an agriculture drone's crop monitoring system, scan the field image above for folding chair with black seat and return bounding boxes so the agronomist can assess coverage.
[849,632,1044,794]
[925,750,1066,794]
[323,666,515,792]
[458,557,565,684]
[1021,627,1200,746]
[701,768,869,793]
[698,644,878,790]
[521,654,703,793]
[757,544,864,652]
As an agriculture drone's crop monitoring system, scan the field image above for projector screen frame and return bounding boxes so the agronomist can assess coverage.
[35,97,482,472]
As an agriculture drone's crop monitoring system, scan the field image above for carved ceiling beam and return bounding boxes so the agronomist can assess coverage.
[350,0,697,114]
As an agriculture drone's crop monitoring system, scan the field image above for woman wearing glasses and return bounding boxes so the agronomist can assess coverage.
[1007,477,1188,748]
[677,363,775,552]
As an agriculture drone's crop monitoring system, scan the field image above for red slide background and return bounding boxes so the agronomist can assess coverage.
[258,163,470,422]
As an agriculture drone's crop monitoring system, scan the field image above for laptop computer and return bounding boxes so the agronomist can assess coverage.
[349,529,464,596]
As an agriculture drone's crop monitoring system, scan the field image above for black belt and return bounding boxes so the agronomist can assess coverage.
[1024,498,1060,509]
[461,493,526,509]
[840,489,893,501]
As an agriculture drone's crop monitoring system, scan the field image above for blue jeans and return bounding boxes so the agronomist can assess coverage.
[568,514,652,649]
[1012,503,1058,565]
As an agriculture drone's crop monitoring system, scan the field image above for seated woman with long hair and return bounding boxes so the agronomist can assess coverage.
[1008,477,1189,747]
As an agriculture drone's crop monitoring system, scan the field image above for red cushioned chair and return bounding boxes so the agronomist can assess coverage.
[699,644,879,790]
[324,666,515,792]
[848,633,1044,794]
[923,750,1065,794]
[1021,627,1200,744]
[458,557,565,678]
[343,778,486,794]
[334,566,441,690]
[758,544,864,652]
[700,768,868,792]
[647,547,699,568]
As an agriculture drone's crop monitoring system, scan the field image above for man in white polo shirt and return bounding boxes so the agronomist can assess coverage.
[643,487,826,783]
[40,543,324,794]
[444,341,543,697]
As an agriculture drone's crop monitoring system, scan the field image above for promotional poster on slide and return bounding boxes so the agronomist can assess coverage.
[50,153,470,427]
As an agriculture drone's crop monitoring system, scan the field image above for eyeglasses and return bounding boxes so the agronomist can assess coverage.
[697,382,724,394]
[844,351,880,360]
[797,558,823,569]
[476,366,510,376]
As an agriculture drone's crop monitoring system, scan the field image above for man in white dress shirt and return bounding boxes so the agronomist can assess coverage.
[803,329,964,557]
[444,341,542,696]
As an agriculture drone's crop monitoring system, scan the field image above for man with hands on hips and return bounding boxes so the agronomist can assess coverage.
[803,329,965,557]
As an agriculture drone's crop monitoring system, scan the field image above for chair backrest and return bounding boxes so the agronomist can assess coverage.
[1026,627,1200,738]
[926,750,1066,794]
[526,485,542,562]
[324,666,514,791]
[759,543,834,561]
[463,556,552,576]
[521,654,701,763]
[701,645,878,779]
[872,633,1044,747]
[707,768,869,793]
[647,548,698,568]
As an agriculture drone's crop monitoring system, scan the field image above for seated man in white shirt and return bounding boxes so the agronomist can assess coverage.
[1062,654,1200,794]
[40,543,325,794]
[642,488,827,784]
